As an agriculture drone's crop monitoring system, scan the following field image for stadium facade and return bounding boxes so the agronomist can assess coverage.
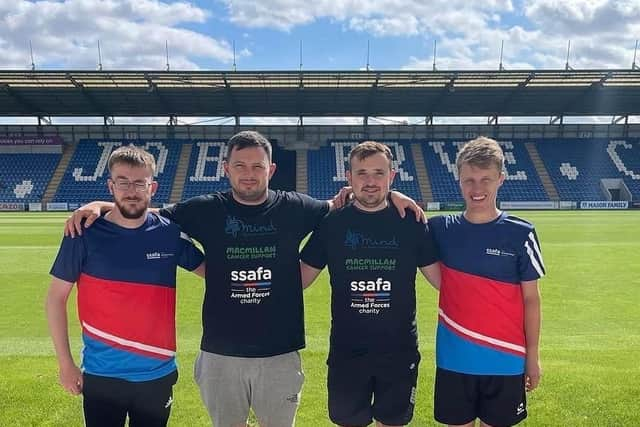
[1,70,639,211]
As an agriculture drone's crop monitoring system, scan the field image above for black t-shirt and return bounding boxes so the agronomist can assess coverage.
[300,204,438,362]
[160,190,328,357]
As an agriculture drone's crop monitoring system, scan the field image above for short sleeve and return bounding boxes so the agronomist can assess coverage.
[176,230,205,271]
[160,195,219,241]
[300,217,329,270]
[518,228,545,281]
[294,192,330,236]
[49,235,87,284]
[416,221,439,267]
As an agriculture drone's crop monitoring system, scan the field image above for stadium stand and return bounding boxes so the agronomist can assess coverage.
[306,141,422,202]
[537,138,640,201]
[0,153,60,203]
[421,140,549,202]
[52,140,181,205]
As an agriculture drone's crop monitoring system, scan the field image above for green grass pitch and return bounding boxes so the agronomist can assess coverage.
[0,211,638,426]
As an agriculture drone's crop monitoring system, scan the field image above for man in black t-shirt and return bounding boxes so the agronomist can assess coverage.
[300,141,440,427]
[65,132,426,427]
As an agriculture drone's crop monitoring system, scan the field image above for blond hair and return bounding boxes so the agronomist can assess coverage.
[456,136,504,173]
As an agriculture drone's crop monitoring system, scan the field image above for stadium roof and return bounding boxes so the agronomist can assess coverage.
[1,69,639,118]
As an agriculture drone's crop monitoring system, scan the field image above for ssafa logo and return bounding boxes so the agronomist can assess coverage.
[146,251,174,260]
[350,277,391,292]
[350,277,392,315]
[485,248,515,257]
[230,267,272,282]
[230,267,273,305]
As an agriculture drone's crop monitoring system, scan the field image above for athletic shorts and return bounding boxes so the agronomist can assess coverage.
[327,351,420,427]
[194,350,304,427]
[434,367,527,427]
[82,370,177,427]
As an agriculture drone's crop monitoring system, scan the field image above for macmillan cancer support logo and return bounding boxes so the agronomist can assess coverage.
[225,216,277,238]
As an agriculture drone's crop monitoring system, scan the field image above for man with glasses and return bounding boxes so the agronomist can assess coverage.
[46,146,205,427]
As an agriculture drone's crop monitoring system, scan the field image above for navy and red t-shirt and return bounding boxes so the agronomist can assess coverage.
[50,212,204,381]
[428,211,545,376]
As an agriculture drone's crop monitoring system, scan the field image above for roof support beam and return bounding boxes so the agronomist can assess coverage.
[67,74,108,116]
[612,115,628,125]
[223,75,239,118]
[498,72,535,114]
[561,71,612,115]
[550,115,563,125]
[365,73,380,118]
[37,116,51,126]
[145,73,175,115]
[424,73,457,117]
[1,83,44,115]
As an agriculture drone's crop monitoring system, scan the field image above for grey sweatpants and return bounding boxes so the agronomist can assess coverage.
[194,350,304,427]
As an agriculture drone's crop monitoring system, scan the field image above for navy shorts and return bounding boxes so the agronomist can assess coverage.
[434,367,527,427]
[327,351,420,427]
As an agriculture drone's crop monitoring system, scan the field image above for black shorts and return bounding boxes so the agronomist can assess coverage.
[434,367,527,427]
[327,351,420,427]
[82,370,178,427]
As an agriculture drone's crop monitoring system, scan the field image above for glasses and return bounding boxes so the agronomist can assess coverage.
[110,179,152,193]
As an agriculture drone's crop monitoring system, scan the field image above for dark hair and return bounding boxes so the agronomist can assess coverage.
[108,145,156,175]
[349,141,393,170]
[226,130,272,161]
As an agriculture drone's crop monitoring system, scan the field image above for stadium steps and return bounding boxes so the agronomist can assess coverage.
[296,149,308,194]
[410,143,433,204]
[169,142,193,204]
[525,142,559,201]
[42,141,78,205]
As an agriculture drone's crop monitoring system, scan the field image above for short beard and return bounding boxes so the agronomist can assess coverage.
[115,198,148,219]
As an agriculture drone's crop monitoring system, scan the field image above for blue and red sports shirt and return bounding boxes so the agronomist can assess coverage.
[428,211,545,375]
[50,213,204,381]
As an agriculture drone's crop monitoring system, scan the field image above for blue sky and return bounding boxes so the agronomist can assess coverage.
[1,0,639,124]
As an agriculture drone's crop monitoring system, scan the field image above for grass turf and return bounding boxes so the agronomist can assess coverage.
[0,210,638,426]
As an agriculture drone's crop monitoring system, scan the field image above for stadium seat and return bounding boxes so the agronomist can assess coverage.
[536,139,640,201]
[0,153,60,203]
[53,140,180,205]
[421,140,548,202]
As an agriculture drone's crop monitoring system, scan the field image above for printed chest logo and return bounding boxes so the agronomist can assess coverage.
[225,216,277,238]
[485,248,515,257]
[146,251,174,260]
[349,277,392,315]
[229,267,272,305]
[344,229,399,250]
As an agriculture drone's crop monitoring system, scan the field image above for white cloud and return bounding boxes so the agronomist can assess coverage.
[0,0,235,69]
[222,0,514,33]
[221,0,638,70]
